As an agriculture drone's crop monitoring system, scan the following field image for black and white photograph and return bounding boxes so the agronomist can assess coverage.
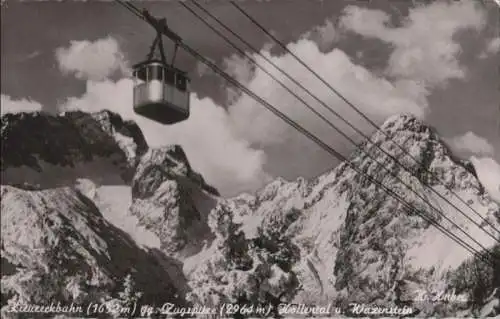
[1,0,500,317]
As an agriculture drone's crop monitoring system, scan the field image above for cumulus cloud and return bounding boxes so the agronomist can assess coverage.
[479,37,500,58]
[486,37,500,54]
[55,36,130,81]
[58,79,271,196]
[471,156,500,203]
[213,1,485,180]
[223,54,255,85]
[480,37,500,58]
[340,1,486,88]
[222,53,257,104]
[303,19,338,51]
[196,56,217,78]
[447,131,495,156]
[1,94,43,116]
[222,38,428,178]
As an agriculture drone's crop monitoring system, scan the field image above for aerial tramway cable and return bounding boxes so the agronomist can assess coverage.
[179,0,500,249]
[113,0,499,267]
[229,0,500,238]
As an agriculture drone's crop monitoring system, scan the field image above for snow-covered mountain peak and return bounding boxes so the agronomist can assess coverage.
[132,145,219,199]
[1,110,148,187]
[379,113,429,134]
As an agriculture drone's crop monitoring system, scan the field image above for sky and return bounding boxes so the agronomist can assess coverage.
[1,0,499,198]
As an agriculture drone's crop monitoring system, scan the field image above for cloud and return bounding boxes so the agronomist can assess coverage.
[196,56,217,78]
[1,94,43,116]
[470,156,500,203]
[340,1,486,88]
[303,19,338,51]
[486,37,500,54]
[58,78,271,196]
[222,38,428,178]
[16,51,42,63]
[446,131,495,156]
[222,53,257,104]
[55,36,130,81]
[214,1,485,180]
[480,37,500,58]
[223,54,255,85]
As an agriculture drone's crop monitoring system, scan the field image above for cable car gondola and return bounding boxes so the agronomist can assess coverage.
[132,12,190,125]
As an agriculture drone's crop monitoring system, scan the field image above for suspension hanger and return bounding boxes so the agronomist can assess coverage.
[143,10,182,67]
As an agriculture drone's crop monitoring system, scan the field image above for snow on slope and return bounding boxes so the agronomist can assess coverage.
[96,185,161,249]
[74,179,161,249]
[471,156,500,204]
[1,185,180,314]
[3,156,126,188]
[406,185,499,271]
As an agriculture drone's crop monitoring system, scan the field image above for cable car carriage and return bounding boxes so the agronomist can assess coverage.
[132,13,190,125]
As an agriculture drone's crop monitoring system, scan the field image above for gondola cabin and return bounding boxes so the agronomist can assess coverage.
[132,60,190,125]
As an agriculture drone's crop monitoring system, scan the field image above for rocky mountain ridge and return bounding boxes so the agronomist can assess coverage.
[185,114,499,317]
[1,110,499,318]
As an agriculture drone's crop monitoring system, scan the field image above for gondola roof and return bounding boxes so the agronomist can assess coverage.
[132,59,188,76]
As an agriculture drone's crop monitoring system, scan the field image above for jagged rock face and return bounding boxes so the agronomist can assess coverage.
[1,110,148,187]
[132,145,219,199]
[130,146,219,257]
[0,185,182,316]
[186,200,302,311]
[334,114,499,302]
[186,114,500,317]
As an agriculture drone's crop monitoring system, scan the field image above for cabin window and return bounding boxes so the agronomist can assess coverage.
[134,66,148,81]
[176,74,187,91]
[148,64,163,81]
[165,69,175,85]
